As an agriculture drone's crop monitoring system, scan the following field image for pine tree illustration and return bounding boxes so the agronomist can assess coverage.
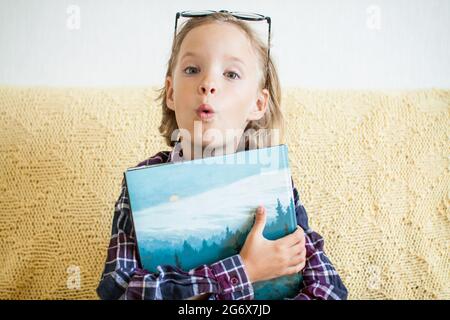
[174,252,182,269]
[276,198,285,221]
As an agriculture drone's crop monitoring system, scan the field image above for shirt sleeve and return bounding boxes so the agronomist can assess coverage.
[96,178,254,300]
[287,179,349,300]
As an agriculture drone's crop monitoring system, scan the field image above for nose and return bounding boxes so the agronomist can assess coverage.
[198,78,216,96]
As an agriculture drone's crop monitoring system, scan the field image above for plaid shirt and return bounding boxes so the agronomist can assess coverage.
[97,142,348,300]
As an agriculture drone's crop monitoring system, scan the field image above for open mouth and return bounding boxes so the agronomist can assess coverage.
[196,104,215,121]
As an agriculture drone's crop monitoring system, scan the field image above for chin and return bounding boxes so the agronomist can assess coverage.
[193,128,222,147]
[185,126,236,150]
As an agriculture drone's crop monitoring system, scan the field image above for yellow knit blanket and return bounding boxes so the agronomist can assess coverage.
[0,87,448,299]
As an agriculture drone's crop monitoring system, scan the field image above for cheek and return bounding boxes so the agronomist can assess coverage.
[173,71,192,93]
[221,102,252,130]
[173,84,194,111]
[232,91,255,118]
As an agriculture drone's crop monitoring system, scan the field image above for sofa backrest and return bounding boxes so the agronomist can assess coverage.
[0,87,448,299]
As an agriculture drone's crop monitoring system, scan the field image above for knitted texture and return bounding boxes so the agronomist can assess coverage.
[0,87,448,299]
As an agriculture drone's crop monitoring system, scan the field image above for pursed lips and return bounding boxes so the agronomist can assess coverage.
[195,104,216,121]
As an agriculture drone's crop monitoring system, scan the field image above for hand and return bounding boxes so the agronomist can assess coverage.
[239,206,306,283]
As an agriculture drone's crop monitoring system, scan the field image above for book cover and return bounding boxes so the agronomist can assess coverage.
[124,144,302,300]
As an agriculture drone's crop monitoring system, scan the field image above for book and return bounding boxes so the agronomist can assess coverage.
[124,144,302,300]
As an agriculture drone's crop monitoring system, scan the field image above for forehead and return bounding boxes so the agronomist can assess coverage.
[179,22,257,63]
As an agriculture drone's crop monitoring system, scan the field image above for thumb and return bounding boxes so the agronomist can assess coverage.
[251,206,267,235]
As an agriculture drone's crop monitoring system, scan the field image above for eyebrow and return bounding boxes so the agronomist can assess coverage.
[180,52,246,66]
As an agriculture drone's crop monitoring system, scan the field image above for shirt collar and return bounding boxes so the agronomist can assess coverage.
[169,138,250,163]
[169,141,184,163]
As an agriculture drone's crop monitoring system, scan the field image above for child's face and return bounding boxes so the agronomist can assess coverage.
[166,22,269,151]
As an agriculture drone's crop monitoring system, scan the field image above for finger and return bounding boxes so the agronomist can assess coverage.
[288,252,305,267]
[288,232,305,248]
[286,262,305,275]
[289,243,306,260]
[288,241,306,257]
[297,261,306,273]
[251,206,267,236]
[276,226,304,247]
[295,229,306,246]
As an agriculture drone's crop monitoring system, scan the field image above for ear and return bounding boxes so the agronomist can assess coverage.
[166,76,175,111]
[247,88,269,121]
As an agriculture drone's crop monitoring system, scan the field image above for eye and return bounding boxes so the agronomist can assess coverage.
[224,71,240,80]
[183,66,199,75]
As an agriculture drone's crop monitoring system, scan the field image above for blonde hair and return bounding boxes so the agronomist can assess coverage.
[156,12,284,149]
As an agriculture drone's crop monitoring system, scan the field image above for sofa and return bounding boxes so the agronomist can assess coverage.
[0,86,448,299]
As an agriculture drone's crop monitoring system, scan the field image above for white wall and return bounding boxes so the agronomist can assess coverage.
[0,0,449,89]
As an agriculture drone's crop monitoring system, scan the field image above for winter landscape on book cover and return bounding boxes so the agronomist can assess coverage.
[125,145,302,299]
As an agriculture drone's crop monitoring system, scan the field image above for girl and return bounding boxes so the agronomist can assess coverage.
[97,11,348,300]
